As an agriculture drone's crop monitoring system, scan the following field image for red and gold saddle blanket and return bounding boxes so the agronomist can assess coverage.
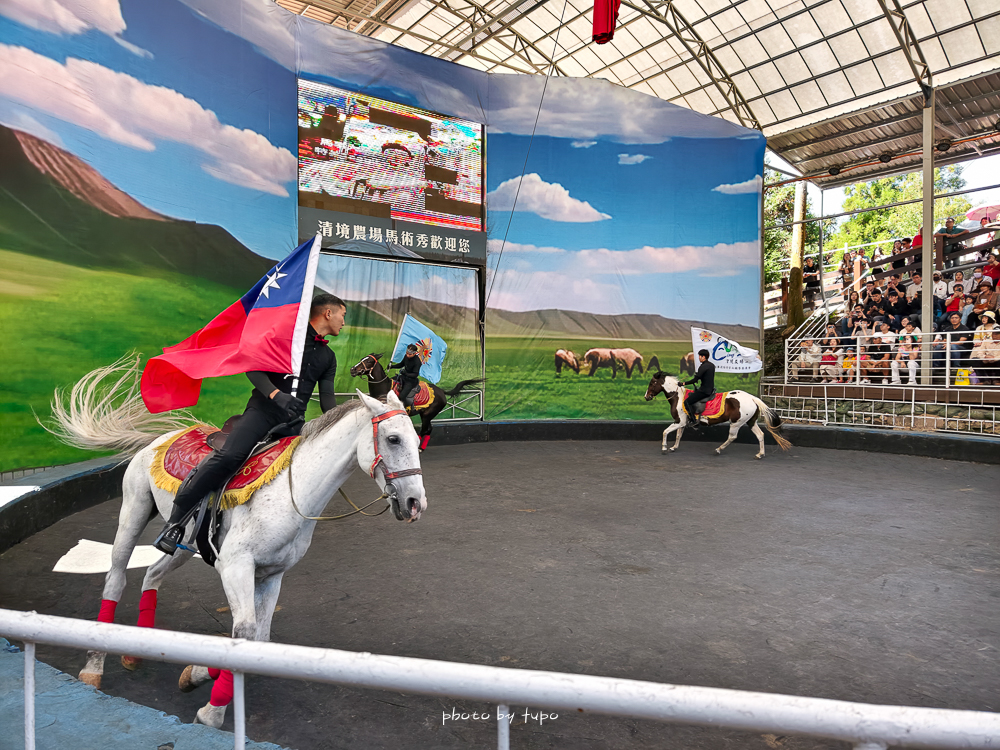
[683,390,729,420]
[150,425,299,510]
[392,380,434,411]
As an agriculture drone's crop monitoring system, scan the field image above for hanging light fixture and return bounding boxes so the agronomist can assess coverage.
[828,165,841,176]
[879,152,893,163]
[936,139,952,152]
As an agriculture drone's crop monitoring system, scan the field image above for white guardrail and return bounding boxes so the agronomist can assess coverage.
[3,609,999,750]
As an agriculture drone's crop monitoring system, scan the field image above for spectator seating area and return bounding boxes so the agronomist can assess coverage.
[788,220,1000,387]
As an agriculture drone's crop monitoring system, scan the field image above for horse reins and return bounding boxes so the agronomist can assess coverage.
[359,355,389,385]
[287,409,421,522]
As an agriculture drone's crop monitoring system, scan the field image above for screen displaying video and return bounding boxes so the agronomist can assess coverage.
[297,79,484,232]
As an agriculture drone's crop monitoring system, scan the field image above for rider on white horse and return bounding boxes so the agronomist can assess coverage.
[680,349,716,426]
[154,293,347,555]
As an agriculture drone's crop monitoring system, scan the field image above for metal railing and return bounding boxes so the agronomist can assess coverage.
[3,608,999,750]
[331,388,484,421]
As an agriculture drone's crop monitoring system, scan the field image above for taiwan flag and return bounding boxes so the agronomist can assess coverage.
[140,235,322,413]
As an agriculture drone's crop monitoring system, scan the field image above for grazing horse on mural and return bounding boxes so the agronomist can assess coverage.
[643,371,790,459]
[44,357,426,728]
[350,352,483,450]
[679,352,696,377]
[554,349,580,376]
[585,347,644,378]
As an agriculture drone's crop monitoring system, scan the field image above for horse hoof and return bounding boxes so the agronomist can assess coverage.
[755,454,764,460]
[121,655,142,671]
[79,671,102,689]
[179,665,211,693]
[668,447,677,453]
[194,703,226,728]
[715,449,722,455]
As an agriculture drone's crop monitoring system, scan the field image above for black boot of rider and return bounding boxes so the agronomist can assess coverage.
[153,466,206,555]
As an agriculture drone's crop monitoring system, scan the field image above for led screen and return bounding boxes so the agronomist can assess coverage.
[298,79,483,231]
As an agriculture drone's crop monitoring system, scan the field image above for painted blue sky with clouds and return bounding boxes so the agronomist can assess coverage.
[0,0,764,326]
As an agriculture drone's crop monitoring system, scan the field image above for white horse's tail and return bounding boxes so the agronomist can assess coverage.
[748,395,792,451]
[41,354,196,457]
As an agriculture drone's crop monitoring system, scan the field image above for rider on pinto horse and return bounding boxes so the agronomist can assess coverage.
[388,344,421,408]
[681,349,716,428]
[153,293,347,555]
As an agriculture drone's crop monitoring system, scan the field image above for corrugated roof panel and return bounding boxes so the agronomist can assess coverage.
[812,0,854,37]
[939,26,987,66]
[924,0,972,28]
[754,61,787,93]
[731,35,771,67]
[874,50,918,88]
[800,41,840,73]
[714,7,749,37]
[900,3,935,39]
[774,51,813,84]
[857,17,900,55]
[840,0,882,25]
[978,16,1000,54]
[791,80,828,111]
[782,11,824,47]
[733,70,764,98]
[828,30,871,67]
[815,69,855,101]
[844,60,884,95]
[765,88,803,120]
[757,25,797,57]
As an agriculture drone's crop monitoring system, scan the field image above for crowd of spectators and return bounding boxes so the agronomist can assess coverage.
[791,217,1000,386]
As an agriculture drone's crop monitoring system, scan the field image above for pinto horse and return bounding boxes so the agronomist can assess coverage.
[644,371,790,459]
[45,357,425,728]
[554,349,580,376]
[350,352,483,450]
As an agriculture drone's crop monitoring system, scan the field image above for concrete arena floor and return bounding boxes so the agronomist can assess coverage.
[1,440,999,750]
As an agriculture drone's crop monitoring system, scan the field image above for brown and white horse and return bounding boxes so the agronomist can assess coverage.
[350,352,483,450]
[643,371,790,459]
[555,349,580,376]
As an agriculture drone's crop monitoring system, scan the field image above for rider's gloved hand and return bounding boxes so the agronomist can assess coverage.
[272,391,306,418]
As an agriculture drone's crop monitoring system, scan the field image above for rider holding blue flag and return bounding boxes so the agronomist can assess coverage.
[388,344,422,408]
[681,349,716,425]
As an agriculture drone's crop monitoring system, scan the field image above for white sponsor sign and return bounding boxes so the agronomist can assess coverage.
[690,327,762,373]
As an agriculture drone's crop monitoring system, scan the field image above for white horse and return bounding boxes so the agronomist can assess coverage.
[643,371,791,459]
[45,358,426,728]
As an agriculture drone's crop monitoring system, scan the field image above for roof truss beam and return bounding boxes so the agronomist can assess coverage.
[874,0,932,103]
[619,0,761,130]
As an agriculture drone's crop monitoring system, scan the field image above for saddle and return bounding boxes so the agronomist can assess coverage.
[391,380,433,411]
[684,390,726,420]
[151,421,300,566]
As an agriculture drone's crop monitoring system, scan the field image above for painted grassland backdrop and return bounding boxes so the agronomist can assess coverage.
[0,0,763,470]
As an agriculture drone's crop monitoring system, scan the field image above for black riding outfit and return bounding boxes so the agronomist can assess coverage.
[388,355,421,407]
[154,325,337,554]
[682,361,716,419]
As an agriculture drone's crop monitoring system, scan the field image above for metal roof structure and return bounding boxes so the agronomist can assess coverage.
[275,0,1000,187]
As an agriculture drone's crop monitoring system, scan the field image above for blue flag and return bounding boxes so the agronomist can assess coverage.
[391,314,447,384]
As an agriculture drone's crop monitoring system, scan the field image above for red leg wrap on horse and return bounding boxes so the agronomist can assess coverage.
[97,599,117,623]
[137,589,157,628]
[419,434,430,450]
[209,669,234,706]
[208,668,221,680]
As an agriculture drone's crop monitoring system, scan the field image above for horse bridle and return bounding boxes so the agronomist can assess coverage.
[368,409,423,481]
[355,355,389,384]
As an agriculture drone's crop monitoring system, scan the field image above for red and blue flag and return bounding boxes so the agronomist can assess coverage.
[140,235,322,413]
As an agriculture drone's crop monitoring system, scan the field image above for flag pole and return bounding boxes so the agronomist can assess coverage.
[392,314,410,361]
[291,233,322,399]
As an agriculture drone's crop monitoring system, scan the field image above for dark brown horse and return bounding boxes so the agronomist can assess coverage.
[643,371,790,458]
[350,353,483,450]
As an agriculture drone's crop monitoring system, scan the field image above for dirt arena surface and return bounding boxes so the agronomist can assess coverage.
[2,440,998,749]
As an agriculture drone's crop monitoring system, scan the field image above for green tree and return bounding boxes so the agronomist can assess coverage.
[829,165,971,256]
[763,168,829,285]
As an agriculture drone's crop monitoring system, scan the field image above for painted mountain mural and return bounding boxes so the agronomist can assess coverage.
[0,125,272,289]
[0,124,283,471]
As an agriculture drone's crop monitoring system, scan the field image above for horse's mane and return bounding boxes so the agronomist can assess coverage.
[300,400,365,441]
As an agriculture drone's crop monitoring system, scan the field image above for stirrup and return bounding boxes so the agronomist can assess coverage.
[153,524,184,555]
